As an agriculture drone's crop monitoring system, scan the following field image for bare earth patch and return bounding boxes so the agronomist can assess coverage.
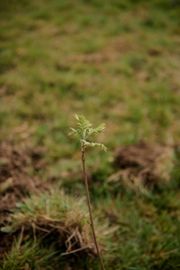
[108,142,174,191]
[0,141,48,258]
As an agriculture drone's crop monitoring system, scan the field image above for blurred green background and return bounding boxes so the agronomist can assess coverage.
[0,0,180,269]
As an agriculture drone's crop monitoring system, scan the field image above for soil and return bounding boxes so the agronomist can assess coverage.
[0,141,48,258]
[110,141,174,189]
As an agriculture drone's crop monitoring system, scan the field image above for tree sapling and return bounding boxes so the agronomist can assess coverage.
[70,114,106,270]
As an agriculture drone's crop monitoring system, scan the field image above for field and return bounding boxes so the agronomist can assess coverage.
[0,0,180,269]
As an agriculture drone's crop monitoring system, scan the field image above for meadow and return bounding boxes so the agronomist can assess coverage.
[0,0,180,269]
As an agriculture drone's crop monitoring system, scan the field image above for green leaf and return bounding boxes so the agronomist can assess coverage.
[69,114,107,151]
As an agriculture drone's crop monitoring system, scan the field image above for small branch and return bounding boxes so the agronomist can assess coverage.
[81,144,105,270]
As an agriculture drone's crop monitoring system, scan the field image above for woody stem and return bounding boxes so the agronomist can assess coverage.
[81,144,105,270]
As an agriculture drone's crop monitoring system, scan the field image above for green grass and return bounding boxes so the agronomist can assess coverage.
[1,241,58,270]
[0,0,180,269]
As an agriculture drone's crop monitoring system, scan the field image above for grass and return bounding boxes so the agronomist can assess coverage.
[1,241,58,270]
[1,190,109,270]
[0,0,180,269]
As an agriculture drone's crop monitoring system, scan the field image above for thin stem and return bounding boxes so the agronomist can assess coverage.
[81,144,105,270]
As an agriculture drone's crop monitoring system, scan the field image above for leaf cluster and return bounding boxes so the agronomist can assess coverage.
[70,114,107,151]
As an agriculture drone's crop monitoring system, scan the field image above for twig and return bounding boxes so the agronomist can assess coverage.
[61,246,90,256]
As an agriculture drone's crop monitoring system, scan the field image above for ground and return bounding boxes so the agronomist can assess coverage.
[0,0,180,269]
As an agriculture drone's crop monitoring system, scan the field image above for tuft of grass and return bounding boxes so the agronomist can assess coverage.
[2,190,107,259]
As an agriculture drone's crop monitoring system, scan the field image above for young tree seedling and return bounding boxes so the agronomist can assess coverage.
[70,114,106,270]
